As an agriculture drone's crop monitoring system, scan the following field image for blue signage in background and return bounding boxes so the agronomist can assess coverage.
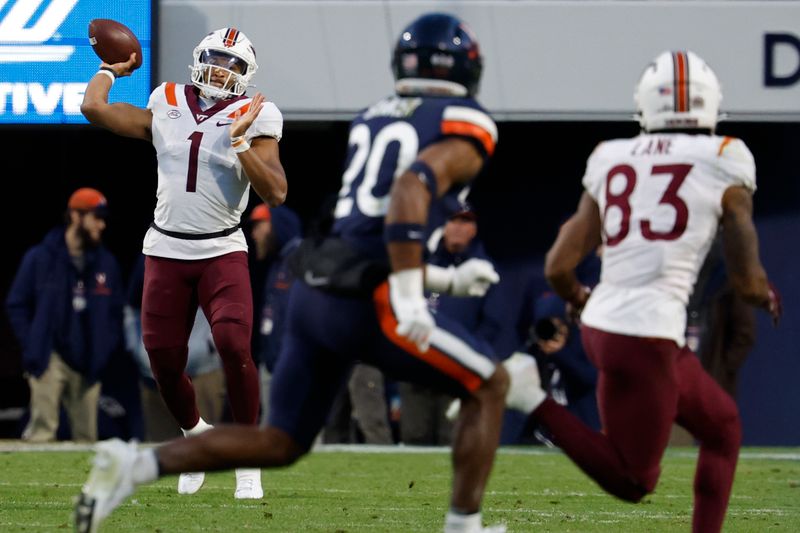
[0,0,152,124]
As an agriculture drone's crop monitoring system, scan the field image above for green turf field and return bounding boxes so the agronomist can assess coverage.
[0,445,797,532]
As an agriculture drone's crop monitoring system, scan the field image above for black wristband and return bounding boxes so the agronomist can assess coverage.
[384,223,425,243]
[99,66,117,78]
[407,161,437,197]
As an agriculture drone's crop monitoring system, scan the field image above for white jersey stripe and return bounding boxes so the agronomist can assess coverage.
[442,106,498,142]
[429,327,496,380]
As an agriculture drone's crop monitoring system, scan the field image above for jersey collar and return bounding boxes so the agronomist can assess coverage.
[184,85,247,125]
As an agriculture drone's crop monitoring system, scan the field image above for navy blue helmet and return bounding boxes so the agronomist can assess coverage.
[392,13,483,97]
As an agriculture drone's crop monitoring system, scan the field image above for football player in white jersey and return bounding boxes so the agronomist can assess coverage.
[502,51,781,533]
[79,28,287,501]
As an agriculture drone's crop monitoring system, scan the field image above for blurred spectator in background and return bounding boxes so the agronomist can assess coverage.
[687,232,756,398]
[249,203,273,349]
[5,188,123,442]
[529,292,600,430]
[289,197,394,446]
[125,255,226,441]
[250,204,302,423]
[399,206,503,445]
[323,363,394,445]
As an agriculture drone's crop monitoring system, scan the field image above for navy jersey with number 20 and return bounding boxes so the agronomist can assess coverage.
[331,95,497,257]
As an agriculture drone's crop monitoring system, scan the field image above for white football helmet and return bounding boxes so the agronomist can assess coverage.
[634,50,722,132]
[190,28,257,99]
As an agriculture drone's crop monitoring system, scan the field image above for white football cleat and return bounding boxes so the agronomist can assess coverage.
[177,418,212,494]
[234,468,263,499]
[177,471,205,495]
[502,352,546,413]
[74,439,137,533]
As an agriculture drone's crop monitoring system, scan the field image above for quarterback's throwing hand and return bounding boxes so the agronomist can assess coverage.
[389,269,435,352]
[230,92,265,138]
[101,52,138,78]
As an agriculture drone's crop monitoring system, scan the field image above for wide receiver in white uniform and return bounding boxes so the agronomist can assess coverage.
[80,27,287,502]
[503,50,781,533]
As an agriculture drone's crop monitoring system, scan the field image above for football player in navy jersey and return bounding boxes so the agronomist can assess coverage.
[76,14,520,533]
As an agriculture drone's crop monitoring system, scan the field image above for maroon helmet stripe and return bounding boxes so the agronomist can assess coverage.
[672,51,689,112]
[223,28,239,47]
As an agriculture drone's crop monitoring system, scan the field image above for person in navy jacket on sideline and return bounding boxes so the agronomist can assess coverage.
[399,205,504,445]
[6,188,124,442]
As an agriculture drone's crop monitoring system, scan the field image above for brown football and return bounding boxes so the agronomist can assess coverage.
[88,19,142,69]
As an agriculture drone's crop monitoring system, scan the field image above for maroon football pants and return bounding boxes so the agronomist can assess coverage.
[142,252,259,429]
[533,325,741,533]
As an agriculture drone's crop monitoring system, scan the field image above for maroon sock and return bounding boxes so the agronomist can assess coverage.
[214,320,260,425]
[692,437,740,533]
[148,347,200,429]
[673,347,742,533]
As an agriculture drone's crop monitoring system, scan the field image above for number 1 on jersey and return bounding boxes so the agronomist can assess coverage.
[186,131,204,192]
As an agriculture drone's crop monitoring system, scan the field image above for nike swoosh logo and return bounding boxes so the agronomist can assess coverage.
[304,271,330,287]
[216,121,232,127]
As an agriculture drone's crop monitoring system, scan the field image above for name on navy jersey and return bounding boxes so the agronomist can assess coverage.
[331,94,497,255]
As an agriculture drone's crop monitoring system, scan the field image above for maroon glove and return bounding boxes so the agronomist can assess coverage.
[767,281,782,326]
[565,285,591,323]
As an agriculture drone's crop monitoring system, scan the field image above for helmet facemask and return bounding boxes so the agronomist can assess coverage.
[191,50,250,99]
[189,29,258,100]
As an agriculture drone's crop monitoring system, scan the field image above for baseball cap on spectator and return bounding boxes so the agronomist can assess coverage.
[448,202,476,222]
[250,204,271,223]
[68,188,108,217]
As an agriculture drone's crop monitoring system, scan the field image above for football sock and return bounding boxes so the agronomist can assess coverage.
[147,347,201,429]
[444,510,481,533]
[214,320,260,425]
[182,417,213,436]
[132,448,159,485]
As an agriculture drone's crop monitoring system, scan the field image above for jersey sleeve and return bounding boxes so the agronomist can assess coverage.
[247,101,283,142]
[716,137,756,193]
[146,82,167,111]
[581,142,607,201]
[440,101,498,158]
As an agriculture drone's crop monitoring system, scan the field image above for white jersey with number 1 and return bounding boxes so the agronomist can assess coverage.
[143,82,282,260]
[580,133,756,346]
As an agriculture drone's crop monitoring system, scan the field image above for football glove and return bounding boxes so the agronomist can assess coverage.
[767,281,782,326]
[425,258,500,297]
[390,268,435,352]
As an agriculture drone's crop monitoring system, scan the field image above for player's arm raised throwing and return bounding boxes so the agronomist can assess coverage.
[229,92,287,206]
[80,53,152,141]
